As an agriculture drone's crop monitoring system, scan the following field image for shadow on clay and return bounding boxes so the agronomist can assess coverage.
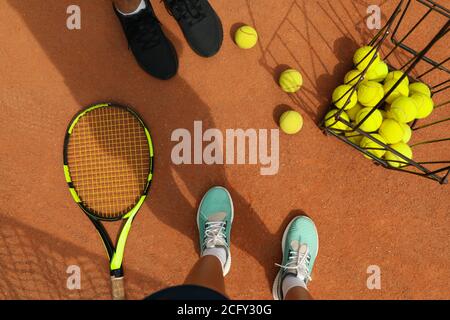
[0,215,162,299]
[6,0,297,297]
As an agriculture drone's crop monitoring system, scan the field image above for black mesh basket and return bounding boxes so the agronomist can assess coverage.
[321,0,450,184]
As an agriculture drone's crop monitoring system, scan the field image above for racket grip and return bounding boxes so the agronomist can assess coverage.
[111,276,126,300]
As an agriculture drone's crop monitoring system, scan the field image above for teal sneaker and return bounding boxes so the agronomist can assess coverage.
[197,186,234,276]
[272,216,319,300]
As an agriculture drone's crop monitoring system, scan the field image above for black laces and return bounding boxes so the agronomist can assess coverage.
[124,11,161,49]
[164,0,206,26]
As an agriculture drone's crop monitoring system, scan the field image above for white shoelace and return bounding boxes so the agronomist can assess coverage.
[275,244,312,282]
[203,221,227,249]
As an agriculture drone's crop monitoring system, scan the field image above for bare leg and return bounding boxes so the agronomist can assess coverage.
[285,286,313,300]
[184,256,226,297]
[113,0,142,14]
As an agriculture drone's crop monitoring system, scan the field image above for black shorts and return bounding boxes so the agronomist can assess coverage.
[145,285,228,300]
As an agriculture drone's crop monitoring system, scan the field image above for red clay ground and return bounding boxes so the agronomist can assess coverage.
[0,0,449,299]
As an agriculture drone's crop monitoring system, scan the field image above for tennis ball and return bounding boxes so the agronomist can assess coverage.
[386,107,406,123]
[346,102,364,121]
[387,96,418,123]
[234,25,258,49]
[345,130,363,145]
[410,93,434,119]
[360,134,387,159]
[279,111,303,134]
[378,119,404,144]
[383,79,409,104]
[324,109,350,133]
[400,123,412,143]
[353,46,380,72]
[279,69,303,93]
[355,107,383,132]
[385,70,409,87]
[357,81,384,107]
[332,85,358,110]
[409,82,431,97]
[366,61,389,82]
[384,142,412,168]
[344,69,364,86]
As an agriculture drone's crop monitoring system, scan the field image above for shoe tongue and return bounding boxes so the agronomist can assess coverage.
[290,240,299,251]
[207,212,227,222]
[288,241,309,280]
[299,244,308,255]
[290,241,308,256]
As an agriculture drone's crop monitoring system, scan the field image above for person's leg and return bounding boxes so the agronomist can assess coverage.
[273,216,319,300]
[184,186,234,297]
[113,0,142,14]
[284,286,313,300]
[185,256,226,296]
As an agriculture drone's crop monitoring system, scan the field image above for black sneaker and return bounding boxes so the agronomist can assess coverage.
[113,0,178,80]
[164,0,223,57]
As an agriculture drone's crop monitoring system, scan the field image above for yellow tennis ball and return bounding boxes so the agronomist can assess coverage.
[383,79,409,104]
[360,134,387,159]
[410,93,434,119]
[378,119,404,144]
[387,96,418,123]
[234,25,258,49]
[346,102,364,121]
[409,82,431,97]
[280,110,303,134]
[357,81,384,107]
[345,130,363,145]
[355,107,383,132]
[400,123,412,143]
[279,69,303,93]
[366,61,389,82]
[324,109,350,133]
[385,70,409,87]
[353,46,380,72]
[344,69,364,86]
[332,85,357,110]
[384,142,413,168]
[386,107,406,124]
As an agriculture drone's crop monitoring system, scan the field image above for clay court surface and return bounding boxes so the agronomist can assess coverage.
[0,0,449,299]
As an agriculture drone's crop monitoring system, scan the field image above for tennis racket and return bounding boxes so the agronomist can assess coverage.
[63,103,154,300]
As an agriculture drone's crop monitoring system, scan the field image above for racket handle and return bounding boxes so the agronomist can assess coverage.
[111,276,126,300]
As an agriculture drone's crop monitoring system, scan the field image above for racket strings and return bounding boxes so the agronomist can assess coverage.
[67,107,150,219]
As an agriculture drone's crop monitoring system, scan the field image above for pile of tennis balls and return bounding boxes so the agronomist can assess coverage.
[325,45,435,168]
